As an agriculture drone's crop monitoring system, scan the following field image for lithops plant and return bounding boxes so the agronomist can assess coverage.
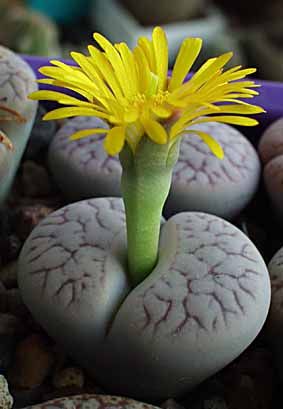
[165,122,260,219]
[48,116,121,200]
[48,118,260,221]
[22,394,161,409]
[19,27,270,400]
[258,117,283,222]
[265,246,283,382]
[0,46,38,204]
[19,197,271,399]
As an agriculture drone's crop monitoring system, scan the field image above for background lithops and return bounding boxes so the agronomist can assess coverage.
[48,118,260,222]
[0,46,38,204]
[22,394,161,409]
[165,122,261,220]
[48,116,121,200]
[258,117,283,223]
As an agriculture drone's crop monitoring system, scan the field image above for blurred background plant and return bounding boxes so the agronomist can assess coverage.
[0,0,282,81]
[0,0,60,56]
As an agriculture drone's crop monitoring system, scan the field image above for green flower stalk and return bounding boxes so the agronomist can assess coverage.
[120,138,180,285]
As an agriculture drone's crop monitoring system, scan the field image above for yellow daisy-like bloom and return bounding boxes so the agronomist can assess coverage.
[29,27,264,158]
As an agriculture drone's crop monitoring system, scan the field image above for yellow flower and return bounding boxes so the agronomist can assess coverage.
[29,27,264,158]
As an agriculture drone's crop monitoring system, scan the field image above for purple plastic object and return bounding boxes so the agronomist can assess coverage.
[23,55,283,131]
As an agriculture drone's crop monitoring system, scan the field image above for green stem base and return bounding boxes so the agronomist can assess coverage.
[119,137,180,287]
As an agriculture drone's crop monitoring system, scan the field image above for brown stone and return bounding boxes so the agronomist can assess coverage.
[203,396,228,409]
[0,375,13,409]
[10,385,46,408]
[0,234,22,266]
[15,204,54,241]
[0,261,17,288]
[220,347,273,409]
[0,288,30,318]
[21,160,52,197]
[8,333,55,389]
[52,367,84,389]
[0,281,6,292]
[161,399,185,409]
[0,313,25,336]
[42,386,88,402]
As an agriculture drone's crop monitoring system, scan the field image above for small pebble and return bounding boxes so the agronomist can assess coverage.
[203,397,228,409]
[52,367,84,389]
[0,313,25,336]
[0,288,29,318]
[0,375,13,409]
[161,399,186,409]
[0,261,17,288]
[0,335,16,371]
[14,204,54,241]
[258,117,283,164]
[42,386,90,402]
[8,333,55,389]
[21,161,52,197]
[0,208,13,237]
[24,104,57,160]
[11,385,46,409]
[0,234,22,266]
[0,311,22,371]
[238,218,267,260]
[220,348,273,409]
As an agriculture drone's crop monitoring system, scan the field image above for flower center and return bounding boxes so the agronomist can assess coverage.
[130,91,169,112]
[151,91,169,106]
[132,93,146,108]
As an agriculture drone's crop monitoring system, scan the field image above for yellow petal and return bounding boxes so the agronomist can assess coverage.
[152,27,168,90]
[87,47,124,99]
[28,90,94,108]
[36,77,95,101]
[190,115,259,127]
[173,52,233,98]
[39,66,99,97]
[169,37,202,91]
[43,107,110,121]
[93,33,130,98]
[186,130,224,159]
[39,66,87,84]
[141,117,168,144]
[103,126,126,155]
[221,68,257,82]
[215,103,265,115]
[50,60,75,72]
[137,37,155,72]
[169,122,185,140]
[115,42,138,96]
[150,104,172,118]
[147,72,159,97]
[124,108,139,123]
[180,103,265,119]
[71,51,102,82]
[36,78,56,85]
[133,46,151,93]
[125,122,143,153]
[70,128,107,141]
